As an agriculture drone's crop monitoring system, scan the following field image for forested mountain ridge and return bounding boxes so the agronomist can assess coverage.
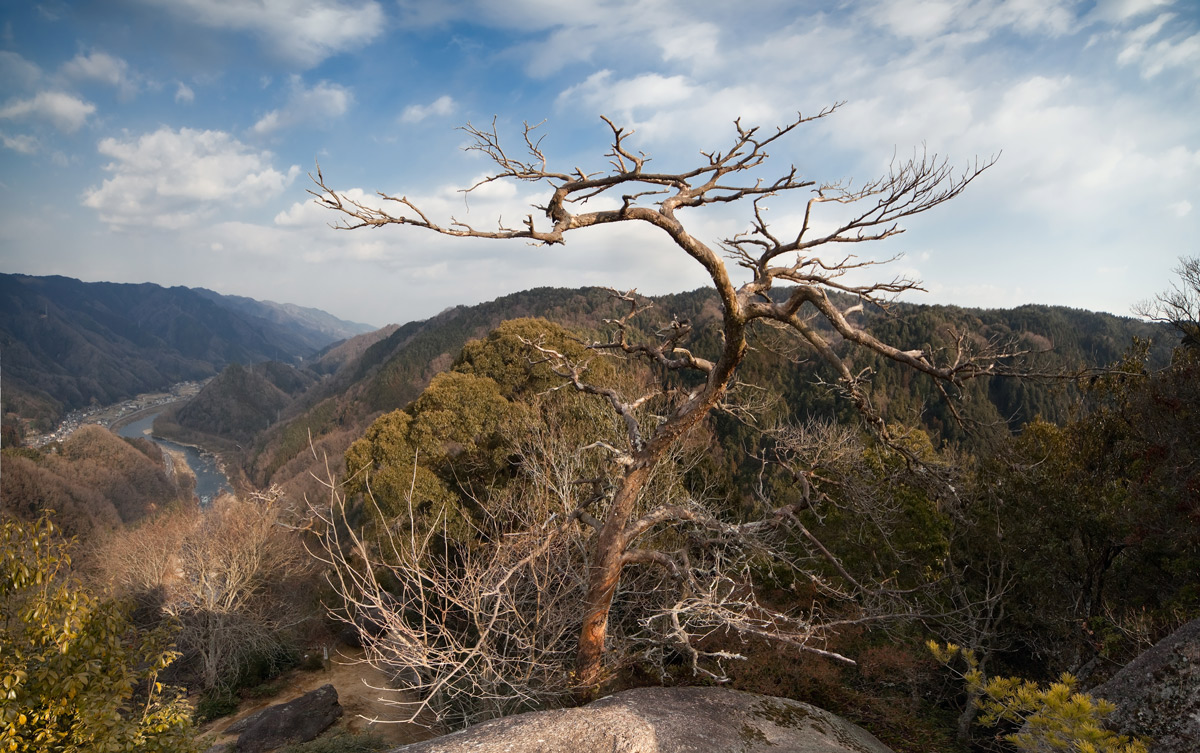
[0,424,194,537]
[3,280,1190,753]
[221,286,1171,504]
[0,273,376,431]
[153,360,320,457]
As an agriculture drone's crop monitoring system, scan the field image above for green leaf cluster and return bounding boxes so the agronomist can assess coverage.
[0,516,196,752]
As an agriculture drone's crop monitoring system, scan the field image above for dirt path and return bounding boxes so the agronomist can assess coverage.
[198,647,433,750]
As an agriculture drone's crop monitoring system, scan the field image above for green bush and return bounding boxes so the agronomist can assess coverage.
[195,687,239,722]
[1,516,197,752]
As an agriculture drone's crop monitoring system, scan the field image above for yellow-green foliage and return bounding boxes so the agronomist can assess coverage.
[344,318,629,550]
[929,641,1148,753]
[0,517,196,753]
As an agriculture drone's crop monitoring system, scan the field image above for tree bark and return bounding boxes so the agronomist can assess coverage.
[575,465,651,691]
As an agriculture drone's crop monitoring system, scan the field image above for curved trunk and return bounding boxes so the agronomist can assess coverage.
[575,294,747,694]
[574,465,651,692]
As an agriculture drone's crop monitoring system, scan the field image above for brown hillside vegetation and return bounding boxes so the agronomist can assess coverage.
[1,424,193,538]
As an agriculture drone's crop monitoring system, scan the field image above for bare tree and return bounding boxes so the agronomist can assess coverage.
[1134,255,1200,349]
[93,489,313,690]
[313,108,1011,691]
[169,489,312,689]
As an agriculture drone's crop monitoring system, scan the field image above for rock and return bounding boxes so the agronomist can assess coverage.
[227,683,343,753]
[1091,617,1200,753]
[386,686,895,753]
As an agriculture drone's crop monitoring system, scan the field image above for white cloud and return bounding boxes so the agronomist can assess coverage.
[556,70,777,146]
[61,50,140,99]
[140,0,386,67]
[0,51,44,90]
[1,133,40,154]
[252,77,353,134]
[1116,12,1174,65]
[1091,0,1173,23]
[862,0,1079,42]
[1169,199,1192,217]
[866,0,961,39]
[1140,30,1200,77]
[1112,11,1200,78]
[83,126,300,229]
[399,95,456,124]
[175,82,195,104]
[0,91,95,133]
[654,21,720,68]
[34,1,68,21]
[394,1,747,79]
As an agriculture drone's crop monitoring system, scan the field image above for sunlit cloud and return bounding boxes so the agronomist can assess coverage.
[0,91,95,133]
[399,95,456,124]
[61,50,141,100]
[0,51,44,91]
[83,126,300,229]
[1,132,41,154]
[252,77,353,135]
[137,0,387,67]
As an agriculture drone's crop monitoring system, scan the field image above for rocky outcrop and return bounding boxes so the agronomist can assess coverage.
[386,686,895,753]
[1091,617,1200,753]
[226,683,343,753]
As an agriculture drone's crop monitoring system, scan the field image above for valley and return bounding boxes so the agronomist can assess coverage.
[28,380,206,448]
[115,408,232,505]
[2,274,1195,753]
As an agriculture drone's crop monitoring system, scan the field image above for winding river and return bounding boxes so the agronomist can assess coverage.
[116,411,232,505]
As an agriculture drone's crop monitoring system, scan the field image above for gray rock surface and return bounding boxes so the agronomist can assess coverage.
[227,683,343,753]
[386,686,895,753]
[1091,617,1200,753]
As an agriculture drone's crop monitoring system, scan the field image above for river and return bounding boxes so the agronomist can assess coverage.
[116,411,232,505]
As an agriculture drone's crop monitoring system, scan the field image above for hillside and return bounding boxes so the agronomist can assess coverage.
[0,425,194,538]
[218,286,1171,502]
[0,273,375,431]
[153,360,319,452]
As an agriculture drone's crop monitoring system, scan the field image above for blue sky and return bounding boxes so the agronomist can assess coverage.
[1,0,1197,327]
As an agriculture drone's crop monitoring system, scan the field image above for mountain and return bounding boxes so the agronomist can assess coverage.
[0,424,193,538]
[226,286,1172,503]
[191,288,375,349]
[0,274,376,431]
[152,360,319,455]
[308,323,402,376]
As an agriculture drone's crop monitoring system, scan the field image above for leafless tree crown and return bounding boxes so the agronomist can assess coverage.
[1134,255,1200,348]
[313,109,1002,421]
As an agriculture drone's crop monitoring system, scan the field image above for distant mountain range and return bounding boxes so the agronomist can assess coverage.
[3,276,1177,503]
[0,273,375,429]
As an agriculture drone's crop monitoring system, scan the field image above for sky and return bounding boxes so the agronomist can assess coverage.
[0,0,1197,328]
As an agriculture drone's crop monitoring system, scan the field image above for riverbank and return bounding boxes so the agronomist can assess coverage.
[108,400,185,434]
[28,380,207,447]
[116,410,233,503]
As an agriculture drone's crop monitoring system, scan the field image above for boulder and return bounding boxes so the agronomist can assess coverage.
[1091,617,1200,753]
[386,686,895,753]
[227,683,343,753]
